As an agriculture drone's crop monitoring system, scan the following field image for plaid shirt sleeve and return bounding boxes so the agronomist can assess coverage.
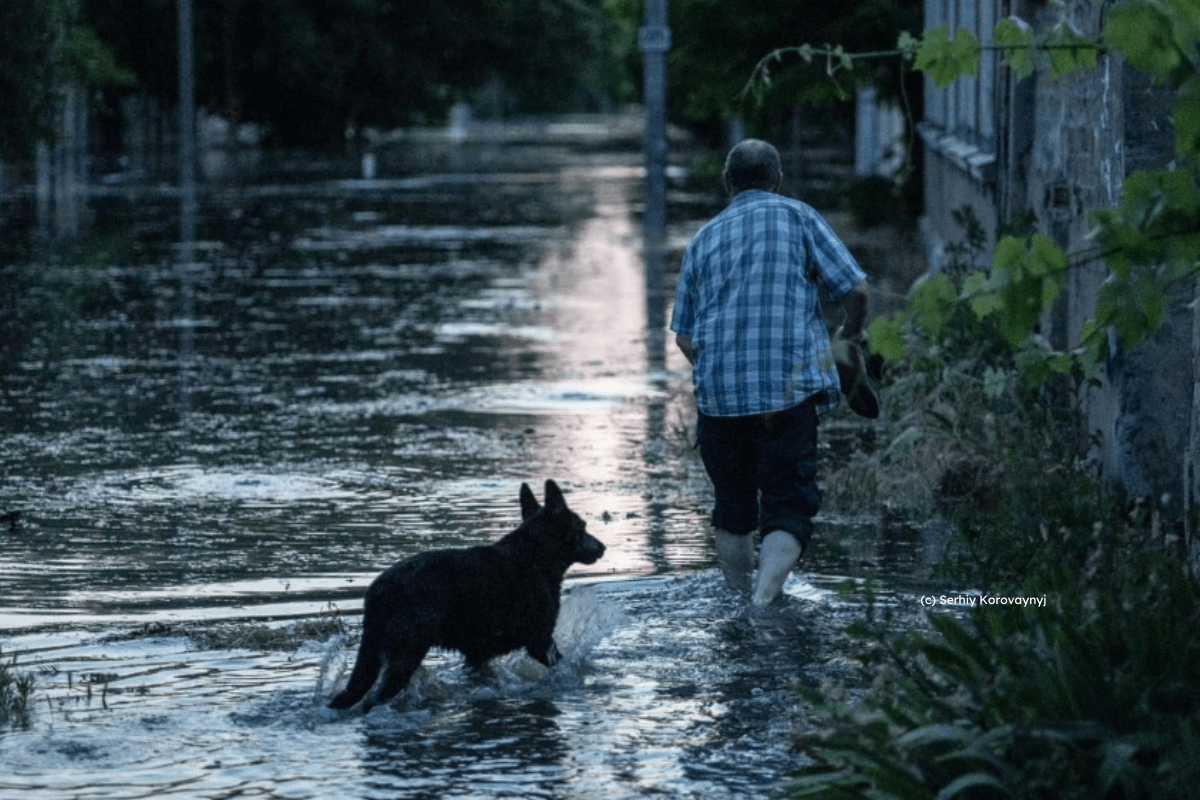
[671,248,698,337]
[806,209,864,300]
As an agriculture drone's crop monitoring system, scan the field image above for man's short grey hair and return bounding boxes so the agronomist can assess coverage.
[724,139,782,193]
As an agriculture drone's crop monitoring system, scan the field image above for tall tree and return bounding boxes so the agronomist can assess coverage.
[613,0,921,138]
[0,0,60,160]
[1,0,131,162]
[83,0,627,148]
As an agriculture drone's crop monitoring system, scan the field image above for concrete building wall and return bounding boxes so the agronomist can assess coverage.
[920,147,997,273]
[1024,1,1186,515]
[918,0,1002,273]
[918,0,1193,522]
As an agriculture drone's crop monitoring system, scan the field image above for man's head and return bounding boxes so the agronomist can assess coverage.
[723,139,782,196]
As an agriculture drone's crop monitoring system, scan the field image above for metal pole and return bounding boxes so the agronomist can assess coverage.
[178,0,197,230]
[639,0,670,246]
[640,0,671,368]
[177,0,197,421]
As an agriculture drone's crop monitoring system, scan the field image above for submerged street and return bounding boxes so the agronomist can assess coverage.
[1,127,933,798]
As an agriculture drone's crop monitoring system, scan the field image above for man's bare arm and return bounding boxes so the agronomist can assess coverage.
[839,281,869,340]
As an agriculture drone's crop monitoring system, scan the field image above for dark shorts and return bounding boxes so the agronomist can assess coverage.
[696,398,821,549]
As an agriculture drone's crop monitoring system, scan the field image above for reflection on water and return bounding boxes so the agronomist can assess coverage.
[1,138,932,797]
[1,575,916,800]
[1,151,705,624]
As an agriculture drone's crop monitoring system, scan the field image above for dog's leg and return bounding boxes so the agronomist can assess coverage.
[463,646,496,671]
[372,610,440,707]
[372,647,429,707]
[526,637,561,668]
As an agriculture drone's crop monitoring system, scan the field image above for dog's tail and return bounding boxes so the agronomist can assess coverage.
[328,624,383,710]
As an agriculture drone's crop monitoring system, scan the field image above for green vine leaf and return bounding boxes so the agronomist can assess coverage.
[897,30,921,61]
[915,25,981,88]
[994,16,1037,78]
[1174,76,1200,155]
[910,273,958,337]
[1031,233,1067,280]
[962,271,1004,319]
[990,234,1067,347]
[991,235,1026,276]
[983,366,1008,399]
[1013,346,1048,390]
[1104,1,1184,84]
[1046,21,1100,79]
[867,315,907,363]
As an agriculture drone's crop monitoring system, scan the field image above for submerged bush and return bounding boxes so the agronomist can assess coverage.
[191,605,348,651]
[0,658,35,728]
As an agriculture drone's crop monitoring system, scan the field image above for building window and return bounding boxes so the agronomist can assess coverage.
[919,0,999,182]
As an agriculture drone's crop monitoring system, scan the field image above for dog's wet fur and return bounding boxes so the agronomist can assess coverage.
[329,480,605,711]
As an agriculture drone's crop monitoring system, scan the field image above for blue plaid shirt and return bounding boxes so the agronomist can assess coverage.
[671,190,866,417]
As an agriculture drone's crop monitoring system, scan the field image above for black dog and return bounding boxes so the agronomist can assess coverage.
[329,479,605,711]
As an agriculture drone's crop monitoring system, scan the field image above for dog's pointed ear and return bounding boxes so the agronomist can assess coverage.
[543,479,565,513]
[519,482,540,520]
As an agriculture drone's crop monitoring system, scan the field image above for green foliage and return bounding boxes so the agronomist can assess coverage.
[1104,0,1195,84]
[909,18,1102,90]
[819,4,1199,465]
[816,194,1194,794]
[863,178,1195,407]
[1089,167,1200,356]
[79,0,626,147]
[758,7,1200,799]
[1044,20,1101,79]
[914,25,980,88]
[0,0,58,158]
[866,315,906,363]
[0,0,132,158]
[1105,0,1200,155]
[832,211,1085,529]
[994,16,1037,78]
[65,20,135,89]
[789,538,1200,800]
[987,233,1065,348]
[0,0,130,159]
[866,218,1076,394]
[908,273,958,338]
[698,0,922,134]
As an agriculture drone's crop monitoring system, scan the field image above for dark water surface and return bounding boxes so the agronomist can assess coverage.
[1,135,933,798]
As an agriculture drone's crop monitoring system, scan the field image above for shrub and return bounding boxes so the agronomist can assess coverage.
[0,658,35,728]
[789,537,1200,800]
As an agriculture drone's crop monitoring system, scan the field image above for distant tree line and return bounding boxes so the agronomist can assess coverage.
[660,0,921,141]
[0,0,917,159]
[0,0,132,161]
[84,0,630,148]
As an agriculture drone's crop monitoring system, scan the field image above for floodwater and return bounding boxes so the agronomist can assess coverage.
[1,127,935,798]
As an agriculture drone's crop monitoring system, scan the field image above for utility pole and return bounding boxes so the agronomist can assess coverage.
[178,0,197,236]
[177,0,197,420]
[639,0,671,246]
[640,0,671,370]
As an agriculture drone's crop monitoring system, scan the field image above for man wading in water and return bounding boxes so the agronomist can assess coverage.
[670,138,871,605]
